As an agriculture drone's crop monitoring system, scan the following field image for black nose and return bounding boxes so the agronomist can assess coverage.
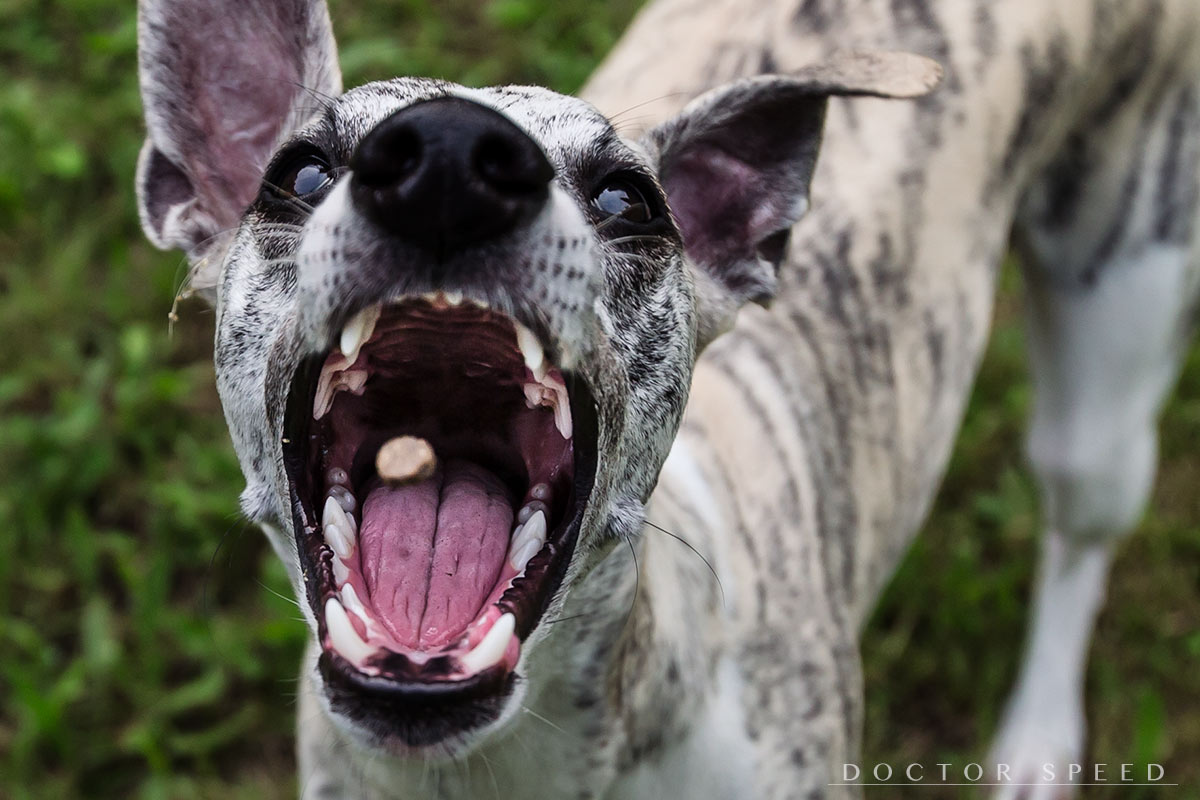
[349,97,554,258]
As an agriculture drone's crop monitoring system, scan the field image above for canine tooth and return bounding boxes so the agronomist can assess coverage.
[514,323,546,378]
[313,375,335,419]
[529,483,551,501]
[340,305,380,364]
[444,290,463,306]
[553,397,572,439]
[323,497,354,559]
[325,597,374,664]
[460,612,515,674]
[517,501,547,524]
[509,537,541,572]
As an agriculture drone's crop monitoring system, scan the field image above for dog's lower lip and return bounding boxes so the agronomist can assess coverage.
[281,296,598,716]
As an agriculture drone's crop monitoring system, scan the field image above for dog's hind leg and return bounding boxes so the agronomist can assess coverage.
[988,80,1200,799]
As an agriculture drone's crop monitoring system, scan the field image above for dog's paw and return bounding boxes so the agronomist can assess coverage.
[986,690,1084,800]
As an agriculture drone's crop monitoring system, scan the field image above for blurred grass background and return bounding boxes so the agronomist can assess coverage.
[0,1,1195,798]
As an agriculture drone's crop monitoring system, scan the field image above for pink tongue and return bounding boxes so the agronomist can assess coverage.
[358,459,513,648]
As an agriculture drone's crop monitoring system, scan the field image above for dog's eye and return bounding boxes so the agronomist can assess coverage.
[290,161,332,196]
[591,177,654,224]
[264,148,334,201]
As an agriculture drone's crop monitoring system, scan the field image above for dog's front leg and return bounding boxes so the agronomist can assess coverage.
[989,75,1200,799]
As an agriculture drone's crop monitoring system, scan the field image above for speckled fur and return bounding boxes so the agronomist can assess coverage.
[136,0,1200,797]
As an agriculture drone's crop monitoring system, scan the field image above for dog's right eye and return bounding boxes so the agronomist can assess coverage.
[591,176,655,224]
[263,148,335,203]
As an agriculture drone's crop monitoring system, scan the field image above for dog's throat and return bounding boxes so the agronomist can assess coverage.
[357,460,513,649]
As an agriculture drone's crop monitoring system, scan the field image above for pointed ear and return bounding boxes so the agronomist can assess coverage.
[136,0,342,292]
[641,52,941,345]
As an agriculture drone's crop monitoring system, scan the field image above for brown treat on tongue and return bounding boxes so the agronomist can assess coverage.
[376,435,438,485]
[358,459,514,649]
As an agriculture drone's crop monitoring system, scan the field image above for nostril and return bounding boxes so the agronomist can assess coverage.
[473,133,552,195]
[354,127,423,189]
[474,134,522,191]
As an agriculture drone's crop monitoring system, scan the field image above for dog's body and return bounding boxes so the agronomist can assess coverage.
[135,0,1200,797]
[584,3,1200,796]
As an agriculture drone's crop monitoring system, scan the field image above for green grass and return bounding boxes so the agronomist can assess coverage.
[0,1,1196,798]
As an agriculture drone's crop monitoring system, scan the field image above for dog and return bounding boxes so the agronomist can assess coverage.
[134,0,1200,797]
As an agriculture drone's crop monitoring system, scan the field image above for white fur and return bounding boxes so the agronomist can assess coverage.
[609,657,758,800]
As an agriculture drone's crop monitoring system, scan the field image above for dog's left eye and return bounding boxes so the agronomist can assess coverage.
[264,149,335,201]
[591,177,655,224]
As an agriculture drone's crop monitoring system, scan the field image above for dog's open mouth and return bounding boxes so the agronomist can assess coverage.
[282,294,596,741]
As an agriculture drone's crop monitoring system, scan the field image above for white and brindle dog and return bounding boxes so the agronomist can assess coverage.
[135,0,1200,797]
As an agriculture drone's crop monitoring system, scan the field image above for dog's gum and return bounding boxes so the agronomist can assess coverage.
[376,436,438,484]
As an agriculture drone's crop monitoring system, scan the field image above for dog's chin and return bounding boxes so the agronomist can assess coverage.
[281,294,598,751]
[315,653,528,759]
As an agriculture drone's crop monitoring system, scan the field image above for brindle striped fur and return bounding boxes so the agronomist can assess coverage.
[582,1,1200,797]
[137,0,1200,797]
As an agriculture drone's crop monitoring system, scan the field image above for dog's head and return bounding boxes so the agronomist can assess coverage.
[136,0,937,759]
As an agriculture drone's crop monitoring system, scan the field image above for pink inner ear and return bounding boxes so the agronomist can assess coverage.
[663,144,786,269]
[176,21,306,227]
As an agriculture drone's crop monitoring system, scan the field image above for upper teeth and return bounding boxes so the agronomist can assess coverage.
[514,322,547,379]
[422,290,481,308]
[313,303,573,443]
[521,372,571,439]
[340,305,380,365]
[313,366,368,419]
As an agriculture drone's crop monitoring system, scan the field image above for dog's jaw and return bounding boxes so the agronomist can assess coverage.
[279,295,605,753]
